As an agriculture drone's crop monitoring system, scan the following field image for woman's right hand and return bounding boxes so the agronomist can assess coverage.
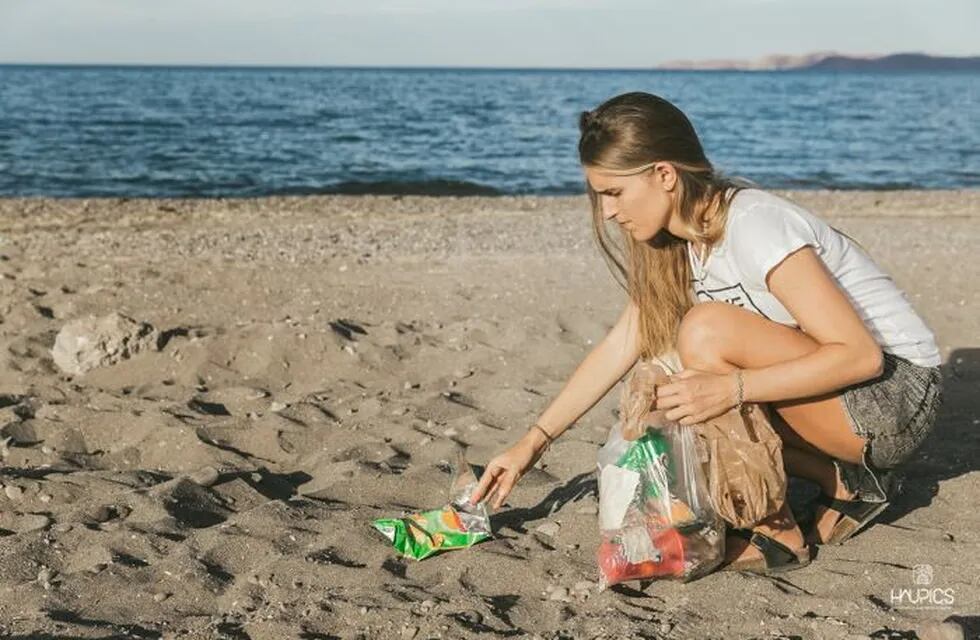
[470,433,547,511]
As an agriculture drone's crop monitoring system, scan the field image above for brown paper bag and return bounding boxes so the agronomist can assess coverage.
[695,404,786,529]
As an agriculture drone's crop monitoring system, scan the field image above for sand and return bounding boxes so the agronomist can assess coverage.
[0,190,977,639]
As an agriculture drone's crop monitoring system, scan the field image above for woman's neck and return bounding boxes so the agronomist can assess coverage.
[670,192,723,248]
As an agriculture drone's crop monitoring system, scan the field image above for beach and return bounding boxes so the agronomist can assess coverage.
[0,190,978,639]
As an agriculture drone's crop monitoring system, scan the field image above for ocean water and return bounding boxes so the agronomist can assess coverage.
[0,66,977,197]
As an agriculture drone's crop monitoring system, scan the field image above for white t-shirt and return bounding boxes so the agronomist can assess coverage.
[688,189,941,367]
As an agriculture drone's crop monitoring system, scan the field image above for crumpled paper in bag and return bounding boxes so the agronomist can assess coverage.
[696,404,786,529]
[619,359,671,440]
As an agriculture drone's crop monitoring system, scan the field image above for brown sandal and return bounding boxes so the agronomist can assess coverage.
[813,495,890,545]
[722,530,811,575]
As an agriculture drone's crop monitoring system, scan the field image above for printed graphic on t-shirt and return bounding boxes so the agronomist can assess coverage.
[692,281,770,319]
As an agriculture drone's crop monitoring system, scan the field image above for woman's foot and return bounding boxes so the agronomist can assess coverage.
[723,505,808,571]
[808,465,857,545]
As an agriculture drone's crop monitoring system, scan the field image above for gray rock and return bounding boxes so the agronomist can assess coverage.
[917,621,965,640]
[51,312,159,374]
[545,585,571,602]
[189,466,221,487]
[0,513,51,532]
[3,484,24,501]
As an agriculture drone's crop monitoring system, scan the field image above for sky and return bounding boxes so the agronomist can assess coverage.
[0,0,977,68]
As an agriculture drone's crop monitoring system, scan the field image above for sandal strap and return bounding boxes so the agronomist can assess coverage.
[730,529,803,570]
[748,532,802,569]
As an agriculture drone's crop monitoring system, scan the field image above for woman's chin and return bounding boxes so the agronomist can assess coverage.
[629,227,652,242]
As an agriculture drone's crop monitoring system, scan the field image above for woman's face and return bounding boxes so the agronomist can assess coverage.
[584,163,687,243]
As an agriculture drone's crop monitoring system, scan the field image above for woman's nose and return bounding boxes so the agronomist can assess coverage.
[601,197,617,220]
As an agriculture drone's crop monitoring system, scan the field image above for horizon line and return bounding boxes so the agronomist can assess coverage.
[2,58,980,74]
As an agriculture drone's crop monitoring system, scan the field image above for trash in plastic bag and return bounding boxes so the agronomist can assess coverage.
[696,403,786,529]
[372,449,492,560]
[623,352,787,531]
[597,391,724,588]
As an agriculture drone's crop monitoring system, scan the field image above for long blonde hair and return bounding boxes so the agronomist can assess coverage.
[578,92,752,358]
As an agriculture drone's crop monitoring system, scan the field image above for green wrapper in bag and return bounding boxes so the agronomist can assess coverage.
[617,430,673,499]
[372,449,492,560]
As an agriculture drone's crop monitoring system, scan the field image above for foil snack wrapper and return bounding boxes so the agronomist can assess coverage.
[372,449,492,560]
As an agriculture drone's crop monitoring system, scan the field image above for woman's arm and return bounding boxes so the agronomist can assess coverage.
[657,245,884,425]
[471,300,642,508]
[529,299,644,442]
[740,245,883,403]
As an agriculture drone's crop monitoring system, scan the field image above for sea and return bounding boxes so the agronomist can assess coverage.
[0,65,977,197]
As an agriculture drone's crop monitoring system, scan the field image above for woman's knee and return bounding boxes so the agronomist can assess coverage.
[676,302,733,368]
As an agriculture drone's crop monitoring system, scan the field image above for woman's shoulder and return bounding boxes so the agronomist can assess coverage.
[729,188,806,218]
[722,188,826,270]
[726,188,825,233]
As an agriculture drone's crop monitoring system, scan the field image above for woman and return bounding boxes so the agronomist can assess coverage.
[469,91,943,573]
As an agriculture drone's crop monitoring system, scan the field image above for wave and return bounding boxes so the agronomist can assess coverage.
[317,179,502,196]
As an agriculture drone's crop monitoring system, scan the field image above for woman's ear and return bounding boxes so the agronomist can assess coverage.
[651,162,677,192]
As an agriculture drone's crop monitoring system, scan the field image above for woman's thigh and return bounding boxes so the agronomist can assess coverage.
[676,301,866,465]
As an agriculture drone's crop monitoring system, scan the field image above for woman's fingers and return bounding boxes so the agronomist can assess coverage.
[492,472,518,510]
[471,464,502,504]
[653,394,683,410]
[656,382,680,397]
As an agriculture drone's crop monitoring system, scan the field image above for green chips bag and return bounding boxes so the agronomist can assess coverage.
[373,505,492,561]
[372,449,493,560]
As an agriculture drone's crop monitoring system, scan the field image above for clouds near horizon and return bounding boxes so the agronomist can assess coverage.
[0,0,976,67]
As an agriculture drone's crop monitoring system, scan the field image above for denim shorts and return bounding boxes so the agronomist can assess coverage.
[835,352,943,503]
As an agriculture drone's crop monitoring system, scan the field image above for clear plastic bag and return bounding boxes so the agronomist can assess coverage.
[596,418,724,588]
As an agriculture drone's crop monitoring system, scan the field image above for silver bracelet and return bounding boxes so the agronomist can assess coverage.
[733,369,745,413]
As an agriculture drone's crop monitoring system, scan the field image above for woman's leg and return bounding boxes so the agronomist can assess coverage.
[675,302,863,551]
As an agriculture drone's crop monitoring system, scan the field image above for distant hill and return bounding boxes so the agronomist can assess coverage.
[657,52,980,71]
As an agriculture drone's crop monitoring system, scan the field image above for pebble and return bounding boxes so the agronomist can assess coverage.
[269,401,287,412]
[401,625,419,639]
[38,493,52,503]
[52,523,72,533]
[4,484,23,501]
[189,466,220,487]
[37,567,58,590]
[153,592,170,603]
[545,585,571,602]
[534,521,560,538]
[572,580,595,593]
